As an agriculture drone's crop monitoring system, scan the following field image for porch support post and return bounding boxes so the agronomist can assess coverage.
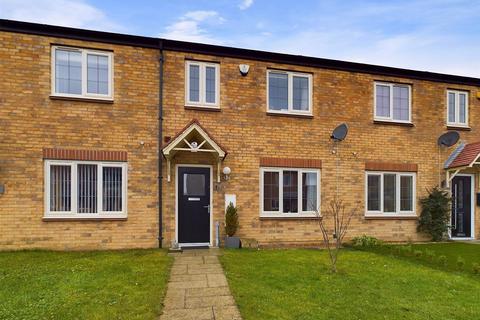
[217,159,221,183]
[166,158,171,182]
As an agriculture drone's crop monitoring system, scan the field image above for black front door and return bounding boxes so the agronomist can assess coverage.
[451,176,472,238]
[178,166,210,244]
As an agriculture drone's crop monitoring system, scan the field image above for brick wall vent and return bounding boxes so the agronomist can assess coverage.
[365,162,417,172]
[43,148,127,162]
[260,157,322,169]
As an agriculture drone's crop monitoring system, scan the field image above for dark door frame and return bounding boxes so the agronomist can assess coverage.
[450,174,475,240]
[175,164,213,246]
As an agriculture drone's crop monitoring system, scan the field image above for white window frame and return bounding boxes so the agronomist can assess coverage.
[266,70,313,116]
[365,171,416,217]
[446,90,469,127]
[51,46,114,100]
[44,160,127,219]
[260,167,320,217]
[185,61,220,108]
[373,82,412,123]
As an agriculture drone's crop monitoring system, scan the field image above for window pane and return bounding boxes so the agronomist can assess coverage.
[459,93,467,124]
[302,172,317,211]
[55,49,82,95]
[263,171,279,211]
[393,85,409,121]
[103,167,123,212]
[189,64,200,102]
[87,54,109,95]
[293,76,309,111]
[183,174,205,196]
[268,72,288,111]
[376,85,390,117]
[448,92,456,123]
[205,66,216,103]
[400,176,413,211]
[283,171,298,213]
[383,174,396,212]
[367,175,381,211]
[78,164,97,213]
[50,165,71,212]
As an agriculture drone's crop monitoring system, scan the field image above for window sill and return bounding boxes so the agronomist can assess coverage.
[447,125,471,131]
[364,215,417,220]
[50,95,114,104]
[266,112,313,119]
[373,120,414,127]
[184,105,221,112]
[260,215,318,220]
[43,215,127,222]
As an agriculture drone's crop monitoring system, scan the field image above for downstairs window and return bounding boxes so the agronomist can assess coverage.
[260,167,320,217]
[365,171,415,216]
[45,160,127,218]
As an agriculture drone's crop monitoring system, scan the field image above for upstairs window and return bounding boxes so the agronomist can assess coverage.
[267,70,312,115]
[45,160,127,218]
[260,167,320,217]
[185,61,220,108]
[374,82,411,123]
[365,171,415,216]
[51,46,113,100]
[447,90,468,127]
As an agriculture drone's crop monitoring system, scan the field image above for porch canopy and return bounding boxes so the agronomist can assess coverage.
[162,119,227,182]
[445,141,480,187]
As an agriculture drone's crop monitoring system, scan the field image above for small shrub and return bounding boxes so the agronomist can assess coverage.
[351,235,383,247]
[472,263,480,274]
[417,187,450,241]
[425,249,436,262]
[456,257,466,270]
[413,250,423,259]
[225,202,239,237]
[399,245,413,256]
[438,255,448,267]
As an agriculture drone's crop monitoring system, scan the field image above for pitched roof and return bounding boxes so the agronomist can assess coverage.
[446,141,480,169]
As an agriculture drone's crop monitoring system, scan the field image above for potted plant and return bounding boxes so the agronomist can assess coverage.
[224,202,240,248]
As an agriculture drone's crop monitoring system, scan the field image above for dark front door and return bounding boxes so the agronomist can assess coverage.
[451,176,472,238]
[178,166,210,244]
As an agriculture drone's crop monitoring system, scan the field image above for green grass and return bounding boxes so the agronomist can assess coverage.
[0,249,172,320]
[407,242,480,270]
[220,249,480,320]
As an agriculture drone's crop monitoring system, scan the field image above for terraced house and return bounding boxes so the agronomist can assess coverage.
[1,19,479,250]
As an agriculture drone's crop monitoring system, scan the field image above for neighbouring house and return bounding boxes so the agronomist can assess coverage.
[0,19,479,250]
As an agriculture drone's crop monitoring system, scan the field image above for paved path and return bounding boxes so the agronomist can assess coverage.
[159,249,242,320]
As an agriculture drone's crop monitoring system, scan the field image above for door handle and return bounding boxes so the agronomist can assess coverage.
[203,205,210,213]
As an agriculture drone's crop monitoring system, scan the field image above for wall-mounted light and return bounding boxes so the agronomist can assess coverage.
[239,64,250,76]
[223,166,231,180]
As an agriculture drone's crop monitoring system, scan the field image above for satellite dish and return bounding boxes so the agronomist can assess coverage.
[437,131,460,147]
[331,123,348,141]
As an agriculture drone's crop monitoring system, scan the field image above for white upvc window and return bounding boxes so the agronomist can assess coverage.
[374,82,411,123]
[185,61,220,108]
[260,167,320,217]
[44,160,127,219]
[365,171,416,216]
[447,90,469,127]
[51,46,114,100]
[267,70,312,115]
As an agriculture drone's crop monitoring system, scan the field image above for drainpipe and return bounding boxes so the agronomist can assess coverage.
[158,41,164,248]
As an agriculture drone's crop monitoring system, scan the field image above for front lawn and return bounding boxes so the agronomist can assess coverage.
[220,249,480,320]
[0,249,172,320]
[407,242,480,270]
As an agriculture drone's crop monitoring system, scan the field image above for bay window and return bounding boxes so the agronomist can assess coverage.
[45,160,127,218]
[260,167,320,216]
[366,171,415,216]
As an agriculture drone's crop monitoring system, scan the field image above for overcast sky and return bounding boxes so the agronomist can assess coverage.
[1,0,480,77]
